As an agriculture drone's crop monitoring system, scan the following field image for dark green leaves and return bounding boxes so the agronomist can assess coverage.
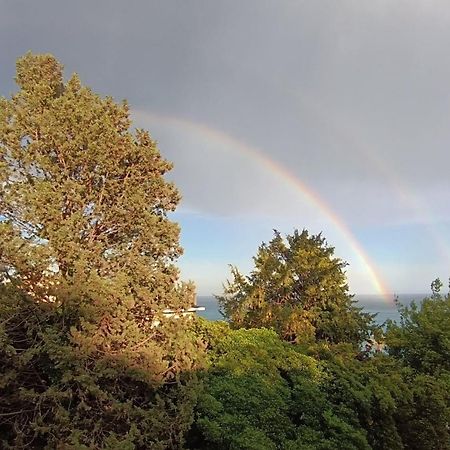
[218,229,374,345]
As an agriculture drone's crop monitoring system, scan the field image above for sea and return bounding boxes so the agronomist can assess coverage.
[195,294,429,326]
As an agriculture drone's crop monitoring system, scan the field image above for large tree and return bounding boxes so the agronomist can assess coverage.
[188,323,370,450]
[189,321,450,450]
[218,229,374,344]
[386,279,450,376]
[0,53,203,449]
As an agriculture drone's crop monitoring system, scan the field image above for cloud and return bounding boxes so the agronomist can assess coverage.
[2,0,450,195]
[2,0,450,294]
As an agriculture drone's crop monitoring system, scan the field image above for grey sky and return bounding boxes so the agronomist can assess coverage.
[2,0,450,294]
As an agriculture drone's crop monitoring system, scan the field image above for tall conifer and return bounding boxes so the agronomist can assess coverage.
[218,229,374,344]
[0,53,202,449]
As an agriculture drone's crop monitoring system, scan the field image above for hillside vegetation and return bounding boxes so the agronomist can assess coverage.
[0,54,448,450]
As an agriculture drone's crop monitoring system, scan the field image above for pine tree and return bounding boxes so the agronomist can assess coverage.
[0,53,203,449]
[218,229,374,344]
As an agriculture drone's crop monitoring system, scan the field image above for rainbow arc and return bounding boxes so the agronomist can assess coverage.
[133,110,393,303]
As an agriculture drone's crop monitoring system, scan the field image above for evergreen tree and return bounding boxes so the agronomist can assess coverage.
[0,53,203,449]
[218,229,374,344]
[386,278,450,375]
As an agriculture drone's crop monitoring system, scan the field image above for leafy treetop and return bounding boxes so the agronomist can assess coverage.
[386,278,450,376]
[0,53,202,449]
[218,229,374,344]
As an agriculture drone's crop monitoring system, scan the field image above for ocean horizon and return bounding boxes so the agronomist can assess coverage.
[195,293,429,325]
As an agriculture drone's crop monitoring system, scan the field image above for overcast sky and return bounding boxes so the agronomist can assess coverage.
[2,0,450,297]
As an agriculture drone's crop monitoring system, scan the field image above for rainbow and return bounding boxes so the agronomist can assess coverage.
[133,110,393,302]
[281,85,450,266]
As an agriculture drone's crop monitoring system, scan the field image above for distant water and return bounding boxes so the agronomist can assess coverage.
[196,294,429,325]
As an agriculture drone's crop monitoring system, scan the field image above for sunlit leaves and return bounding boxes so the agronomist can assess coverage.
[218,229,375,345]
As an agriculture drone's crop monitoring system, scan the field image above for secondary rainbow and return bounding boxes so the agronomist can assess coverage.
[133,110,393,303]
[283,85,450,265]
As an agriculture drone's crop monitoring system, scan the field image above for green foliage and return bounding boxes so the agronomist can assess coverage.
[382,279,450,449]
[189,321,450,450]
[218,229,375,345]
[188,322,371,450]
[1,52,448,449]
[316,347,450,450]
[0,53,203,448]
[386,278,450,375]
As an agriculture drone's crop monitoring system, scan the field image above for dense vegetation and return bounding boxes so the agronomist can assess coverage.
[0,53,203,449]
[218,229,375,345]
[1,54,449,449]
[187,312,449,450]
